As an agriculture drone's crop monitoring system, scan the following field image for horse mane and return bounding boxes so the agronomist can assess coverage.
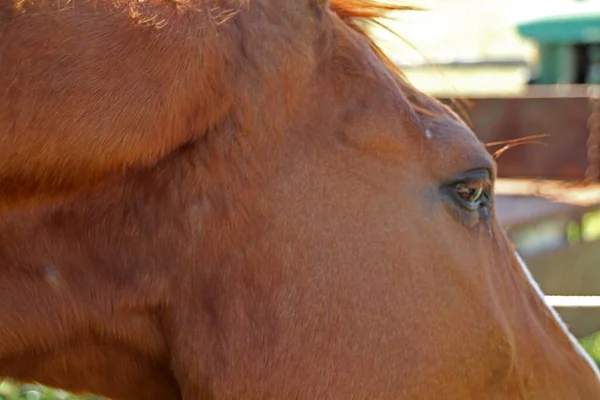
[329,0,440,117]
[0,0,443,208]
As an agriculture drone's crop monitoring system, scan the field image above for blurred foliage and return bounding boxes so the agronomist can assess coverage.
[579,330,600,367]
[0,381,103,400]
[1,332,600,399]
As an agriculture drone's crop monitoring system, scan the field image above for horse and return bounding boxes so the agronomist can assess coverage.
[1,0,599,398]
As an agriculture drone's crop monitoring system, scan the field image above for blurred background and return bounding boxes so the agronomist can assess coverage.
[2,0,600,398]
[373,0,600,95]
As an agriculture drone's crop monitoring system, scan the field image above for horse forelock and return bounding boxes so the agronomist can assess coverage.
[211,0,447,119]
[327,0,446,119]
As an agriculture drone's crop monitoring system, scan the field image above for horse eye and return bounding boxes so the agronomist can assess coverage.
[452,178,492,211]
[456,182,483,203]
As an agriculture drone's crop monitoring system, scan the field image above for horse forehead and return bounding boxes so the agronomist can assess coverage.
[420,113,493,171]
[423,112,477,140]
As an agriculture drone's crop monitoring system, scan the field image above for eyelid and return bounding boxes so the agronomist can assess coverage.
[449,168,492,184]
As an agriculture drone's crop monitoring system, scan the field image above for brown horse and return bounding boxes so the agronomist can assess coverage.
[1,0,599,398]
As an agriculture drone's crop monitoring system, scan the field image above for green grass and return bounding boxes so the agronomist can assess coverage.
[0,381,102,400]
[579,330,600,368]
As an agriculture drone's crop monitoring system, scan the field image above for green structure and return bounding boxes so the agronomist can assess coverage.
[517,5,600,84]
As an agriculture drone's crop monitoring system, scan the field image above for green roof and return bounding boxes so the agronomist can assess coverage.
[517,10,600,43]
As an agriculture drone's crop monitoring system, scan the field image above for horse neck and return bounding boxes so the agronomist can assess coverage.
[0,150,200,396]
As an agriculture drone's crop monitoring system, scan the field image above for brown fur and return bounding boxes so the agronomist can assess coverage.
[1,0,600,398]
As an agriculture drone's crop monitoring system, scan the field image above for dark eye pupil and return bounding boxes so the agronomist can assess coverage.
[456,182,483,203]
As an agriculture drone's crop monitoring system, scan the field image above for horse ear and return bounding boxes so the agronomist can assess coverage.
[0,1,233,206]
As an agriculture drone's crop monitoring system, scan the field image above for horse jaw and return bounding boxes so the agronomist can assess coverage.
[514,251,600,379]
